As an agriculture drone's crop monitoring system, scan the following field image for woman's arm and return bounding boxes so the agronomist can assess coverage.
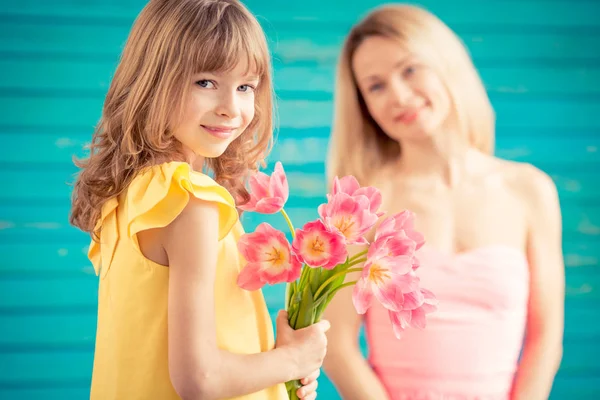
[164,197,329,400]
[511,165,564,400]
[322,253,390,400]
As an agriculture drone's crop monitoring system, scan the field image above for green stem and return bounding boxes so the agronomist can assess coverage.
[313,267,363,300]
[299,264,310,288]
[280,208,295,239]
[348,249,368,263]
[281,208,297,311]
[313,280,358,316]
[331,280,358,295]
[285,281,293,311]
[347,257,367,269]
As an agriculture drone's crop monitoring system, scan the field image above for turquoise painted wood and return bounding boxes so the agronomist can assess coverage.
[0,0,599,398]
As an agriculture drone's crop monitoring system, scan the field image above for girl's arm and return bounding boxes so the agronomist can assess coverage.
[164,197,329,400]
[511,166,564,400]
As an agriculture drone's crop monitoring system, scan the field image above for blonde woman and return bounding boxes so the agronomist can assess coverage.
[322,5,564,400]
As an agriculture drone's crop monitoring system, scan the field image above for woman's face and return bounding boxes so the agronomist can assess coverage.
[352,36,452,144]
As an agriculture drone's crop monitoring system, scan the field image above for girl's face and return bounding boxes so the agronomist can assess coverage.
[352,36,452,144]
[172,60,259,160]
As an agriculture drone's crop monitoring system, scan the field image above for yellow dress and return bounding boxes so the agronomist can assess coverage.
[88,161,287,400]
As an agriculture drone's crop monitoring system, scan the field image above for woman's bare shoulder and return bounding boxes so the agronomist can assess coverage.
[493,157,558,211]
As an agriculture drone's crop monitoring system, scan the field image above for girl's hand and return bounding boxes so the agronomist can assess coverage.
[275,310,330,380]
[297,369,320,399]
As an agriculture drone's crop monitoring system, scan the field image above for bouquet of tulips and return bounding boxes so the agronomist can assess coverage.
[237,162,437,400]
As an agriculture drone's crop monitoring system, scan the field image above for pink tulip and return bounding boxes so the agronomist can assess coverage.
[331,176,384,217]
[239,162,289,214]
[368,229,417,261]
[292,220,348,270]
[375,211,425,250]
[318,192,378,245]
[411,256,421,271]
[237,223,302,290]
[352,255,419,314]
[388,288,438,339]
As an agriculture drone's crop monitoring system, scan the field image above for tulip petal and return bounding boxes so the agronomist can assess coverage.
[389,310,412,339]
[402,290,425,310]
[373,280,404,312]
[396,272,421,293]
[354,186,383,214]
[254,197,285,214]
[352,278,373,314]
[334,176,360,196]
[249,173,270,199]
[270,162,289,202]
[410,307,427,329]
[237,263,265,290]
[240,163,289,213]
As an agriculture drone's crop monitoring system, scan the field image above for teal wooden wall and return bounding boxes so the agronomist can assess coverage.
[1,0,599,398]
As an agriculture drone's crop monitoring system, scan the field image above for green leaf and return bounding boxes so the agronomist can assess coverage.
[289,306,299,328]
[322,264,348,297]
[294,286,315,330]
[309,267,321,294]
[314,294,329,321]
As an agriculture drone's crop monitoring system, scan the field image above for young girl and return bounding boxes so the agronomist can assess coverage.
[69,1,329,399]
[322,4,564,400]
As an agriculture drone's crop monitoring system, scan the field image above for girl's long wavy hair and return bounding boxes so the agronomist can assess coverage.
[328,4,495,184]
[70,0,274,239]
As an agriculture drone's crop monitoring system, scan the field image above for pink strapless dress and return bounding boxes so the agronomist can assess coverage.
[365,245,529,400]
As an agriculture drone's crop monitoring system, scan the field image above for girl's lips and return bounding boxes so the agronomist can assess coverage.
[201,125,237,139]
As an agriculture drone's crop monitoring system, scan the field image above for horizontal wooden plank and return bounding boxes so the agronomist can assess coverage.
[566,267,600,300]
[0,198,598,242]
[0,306,597,400]
[250,0,600,29]
[1,230,597,276]
[0,307,597,384]
[550,375,600,399]
[0,260,598,312]
[559,335,600,372]
[0,244,94,276]
[0,298,598,347]
[0,313,96,349]
[0,371,598,400]
[0,196,598,245]
[560,301,600,338]
[0,351,92,383]
[2,0,599,28]
[0,366,598,399]
[2,19,599,65]
[0,276,98,309]
[1,97,599,129]
[271,31,600,65]
[1,130,599,169]
[275,65,600,96]
[0,388,90,399]
[1,58,597,98]
[0,169,331,201]
[239,203,600,239]
[0,166,597,213]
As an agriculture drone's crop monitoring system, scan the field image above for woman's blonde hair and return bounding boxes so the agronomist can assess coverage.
[70,0,274,238]
[328,4,495,184]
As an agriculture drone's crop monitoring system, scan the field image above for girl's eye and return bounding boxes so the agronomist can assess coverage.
[238,84,256,93]
[196,79,215,88]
